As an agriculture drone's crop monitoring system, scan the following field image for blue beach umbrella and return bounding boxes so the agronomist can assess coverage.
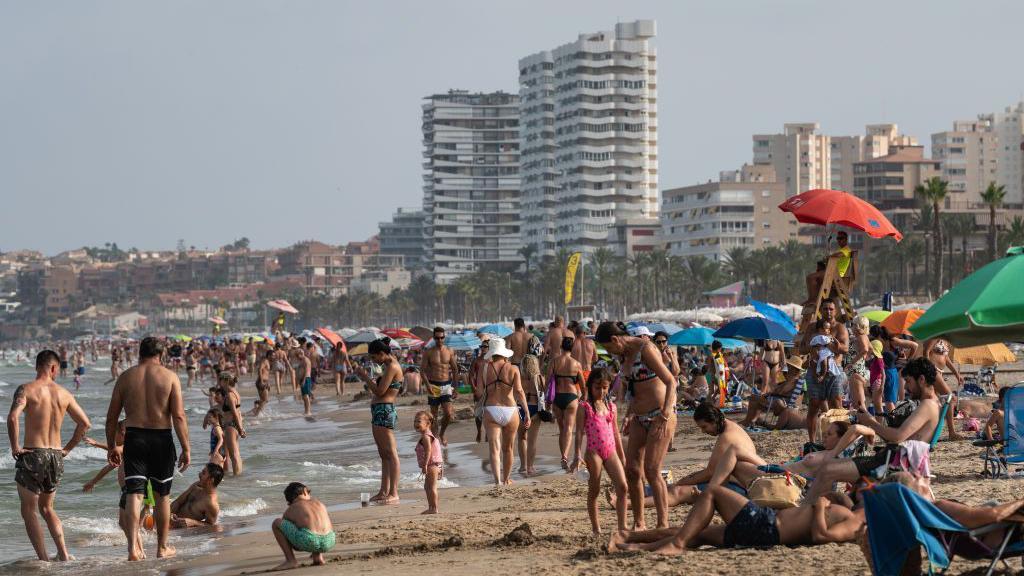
[667,327,746,349]
[425,333,481,351]
[749,300,797,332]
[477,323,513,337]
[713,317,796,343]
[643,322,684,335]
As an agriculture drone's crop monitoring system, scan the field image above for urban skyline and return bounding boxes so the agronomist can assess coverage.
[4,2,1024,255]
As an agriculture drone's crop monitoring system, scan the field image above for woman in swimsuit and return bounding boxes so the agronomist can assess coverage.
[517,354,545,476]
[469,340,491,443]
[550,336,583,469]
[354,338,403,504]
[762,339,783,392]
[330,342,350,398]
[478,337,531,486]
[595,321,678,530]
[272,345,287,395]
[184,346,197,388]
[846,316,872,412]
[218,373,247,476]
[570,367,628,534]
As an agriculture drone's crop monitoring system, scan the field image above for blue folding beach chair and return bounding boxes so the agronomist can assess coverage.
[973,385,1024,479]
[863,483,1024,576]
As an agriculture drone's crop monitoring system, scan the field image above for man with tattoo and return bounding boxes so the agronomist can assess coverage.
[7,349,91,562]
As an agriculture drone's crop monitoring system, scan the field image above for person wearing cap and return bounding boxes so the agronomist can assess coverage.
[740,354,808,429]
[867,339,885,415]
[271,482,334,570]
[477,337,531,486]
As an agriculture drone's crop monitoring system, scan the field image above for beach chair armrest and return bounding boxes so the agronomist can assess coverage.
[967,522,1012,538]
[974,440,1002,448]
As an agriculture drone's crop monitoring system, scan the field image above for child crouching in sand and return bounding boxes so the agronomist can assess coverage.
[271,482,335,571]
[414,411,443,514]
[569,367,628,534]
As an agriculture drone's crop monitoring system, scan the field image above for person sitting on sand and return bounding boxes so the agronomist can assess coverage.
[170,463,224,528]
[983,387,1008,441]
[739,355,806,429]
[608,483,863,555]
[271,482,335,570]
[609,402,765,511]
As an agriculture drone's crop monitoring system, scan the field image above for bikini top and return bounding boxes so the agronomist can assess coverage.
[627,344,658,384]
[486,362,513,390]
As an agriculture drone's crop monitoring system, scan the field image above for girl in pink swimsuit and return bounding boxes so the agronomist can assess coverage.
[414,411,443,514]
[569,367,628,534]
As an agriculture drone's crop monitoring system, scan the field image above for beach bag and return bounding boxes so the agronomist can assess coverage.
[545,374,556,406]
[886,399,919,428]
[747,471,807,509]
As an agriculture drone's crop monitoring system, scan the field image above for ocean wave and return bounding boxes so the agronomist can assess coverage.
[66,445,108,461]
[0,453,13,470]
[256,479,289,487]
[399,472,459,490]
[300,461,381,485]
[220,497,268,517]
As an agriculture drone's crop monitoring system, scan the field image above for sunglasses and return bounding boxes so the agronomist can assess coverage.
[434,335,445,340]
[654,340,667,345]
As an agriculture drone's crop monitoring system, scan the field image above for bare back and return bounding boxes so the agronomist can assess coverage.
[507,331,530,364]
[283,498,332,534]
[113,363,179,429]
[544,326,565,358]
[571,338,596,371]
[14,380,75,449]
[714,420,765,466]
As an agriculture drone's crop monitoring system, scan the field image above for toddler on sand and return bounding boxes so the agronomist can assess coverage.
[414,411,443,514]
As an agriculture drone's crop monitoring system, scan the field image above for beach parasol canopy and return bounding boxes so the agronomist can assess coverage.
[424,333,481,351]
[477,323,513,337]
[347,329,385,344]
[951,343,1016,366]
[382,328,418,340]
[642,322,684,335]
[778,188,903,241]
[713,317,796,343]
[667,327,746,349]
[317,327,346,351]
[880,309,925,336]
[910,253,1024,346]
[409,326,434,341]
[267,299,299,314]
[748,300,796,332]
[862,310,892,324]
[207,316,227,326]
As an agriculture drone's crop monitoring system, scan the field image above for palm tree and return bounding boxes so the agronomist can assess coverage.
[903,237,925,295]
[434,283,448,324]
[915,177,949,296]
[1001,215,1024,254]
[980,182,1006,263]
[588,247,617,315]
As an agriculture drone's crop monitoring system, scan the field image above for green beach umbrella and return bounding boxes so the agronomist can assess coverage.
[862,310,891,324]
[910,253,1024,346]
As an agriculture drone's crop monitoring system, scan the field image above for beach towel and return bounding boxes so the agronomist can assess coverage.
[862,484,967,575]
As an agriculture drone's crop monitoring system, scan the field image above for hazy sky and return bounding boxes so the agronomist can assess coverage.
[2,0,1023,255]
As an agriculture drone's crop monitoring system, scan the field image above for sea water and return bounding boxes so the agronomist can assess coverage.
[0,360,486,574]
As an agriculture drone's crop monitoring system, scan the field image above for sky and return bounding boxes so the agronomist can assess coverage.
[2,0,1023,256]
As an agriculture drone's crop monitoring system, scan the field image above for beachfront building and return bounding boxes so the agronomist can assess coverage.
[519,19,658,257]
[378,207,426,273]
[994,101,1024,207]
[931,117,998,204]
[421,90,521,283]
[607,217,662,257]
[661,164,798,261]
[753,123,917,198]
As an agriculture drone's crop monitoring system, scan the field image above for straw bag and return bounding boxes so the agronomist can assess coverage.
[747,471,807,509]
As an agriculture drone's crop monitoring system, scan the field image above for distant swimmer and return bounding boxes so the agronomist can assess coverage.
[7,349,91,562]
[105,337,190,561]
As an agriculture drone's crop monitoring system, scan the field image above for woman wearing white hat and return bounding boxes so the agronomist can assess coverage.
[478,337,531,486]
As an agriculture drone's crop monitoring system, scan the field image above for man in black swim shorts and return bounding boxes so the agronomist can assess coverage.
[105,337,190,561]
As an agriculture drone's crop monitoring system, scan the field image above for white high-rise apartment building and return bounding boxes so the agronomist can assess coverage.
[994,101,1024,207]
[931,117,998,206]
[421,90,521,283]
[519,20,658,257]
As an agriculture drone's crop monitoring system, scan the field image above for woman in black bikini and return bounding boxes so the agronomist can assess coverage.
[550,336,583,469]
[595,321,678,530]
[218,373,247,476]
[354,338,403,504]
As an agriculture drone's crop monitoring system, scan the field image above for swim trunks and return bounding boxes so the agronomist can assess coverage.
[427,380,453,407]
[75,366,85,376]
[279,519,336,553]
[807,369,847,401]
[123,427,176,496]
[60,361,68,370]
[371,403,397,429]
[15,448,64,494]
[723,501,780,547]
[301,377,314,397]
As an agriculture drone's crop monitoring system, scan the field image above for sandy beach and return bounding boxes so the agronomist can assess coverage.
[149,367,1024,576]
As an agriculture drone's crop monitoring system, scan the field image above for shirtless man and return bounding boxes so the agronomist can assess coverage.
[801,298,849,443]
[299,343,314,416]
[506,318,531,370]
[271,482,335,570]
[923,337,964,441]
[170,463,224,528]
[251,350,272,417]
[609,403,765,510]
[570,322,598,383]
[58,343,68,379]
[420,327,460,445]
[805,357,941,501]
[7,350,91,562]
[543,316,568,373]
[608,485,863,555]
[105,337,190,560]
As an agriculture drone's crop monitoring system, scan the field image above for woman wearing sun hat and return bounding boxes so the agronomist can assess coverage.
[478,337,531,486]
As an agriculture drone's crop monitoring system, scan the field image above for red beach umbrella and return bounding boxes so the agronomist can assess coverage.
[317,327,346,352]
[267,299,300,314]
[779,189,903,241]
[382,328,417,340]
